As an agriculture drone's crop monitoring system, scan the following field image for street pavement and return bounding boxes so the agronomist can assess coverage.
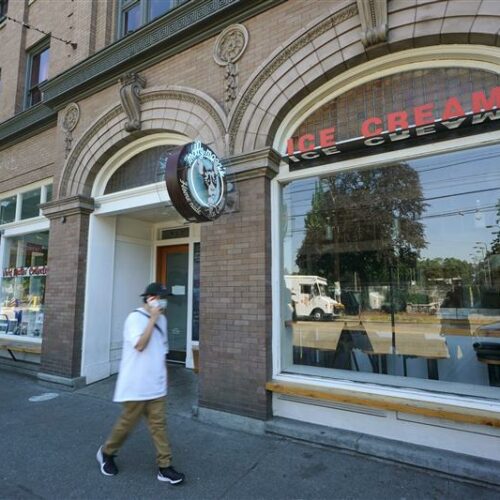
[1,366,499,500]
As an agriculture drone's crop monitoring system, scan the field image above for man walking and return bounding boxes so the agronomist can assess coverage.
[97,282,185,485]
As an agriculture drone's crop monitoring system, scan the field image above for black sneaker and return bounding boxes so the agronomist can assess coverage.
[157,466,185,484]
[96,446,118,476]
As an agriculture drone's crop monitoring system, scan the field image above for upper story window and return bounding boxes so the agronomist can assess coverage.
[0,183,52,226]
[0,0,8,19]
[26,42,50,108]
[119,0,187,37]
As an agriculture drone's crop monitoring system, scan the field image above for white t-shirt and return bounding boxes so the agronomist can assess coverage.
[113,308,169,402]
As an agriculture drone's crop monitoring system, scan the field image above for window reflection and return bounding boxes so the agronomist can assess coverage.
[20,189,41,220]
[0,196,16,225]
[150,0,174,19]
[124,3,141,34]
[282,143,500,393]
[1,232,48,338]
[28,46,49,107]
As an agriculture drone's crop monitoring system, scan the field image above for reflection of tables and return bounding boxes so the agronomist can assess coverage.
[288,320,450,379]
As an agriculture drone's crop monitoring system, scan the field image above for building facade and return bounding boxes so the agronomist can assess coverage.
[1,0,500,468]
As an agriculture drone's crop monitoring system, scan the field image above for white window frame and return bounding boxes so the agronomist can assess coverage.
[270,44,500,411]
[271,129,500,413]
[0,179,53,230]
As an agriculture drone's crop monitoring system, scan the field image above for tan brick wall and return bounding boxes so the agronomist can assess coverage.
[94,0,116,53]
[41,210,90,378]
[0,0,116,123]
[0,127,57,194]
[0,0,27,119]
[199,174,273,419]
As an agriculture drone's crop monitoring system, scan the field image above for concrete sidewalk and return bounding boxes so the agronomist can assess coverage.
[0,366,499,500]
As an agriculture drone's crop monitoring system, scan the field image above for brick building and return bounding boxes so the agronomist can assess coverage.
[1,0,500,472]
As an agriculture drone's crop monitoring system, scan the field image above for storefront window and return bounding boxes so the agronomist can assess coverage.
[20,188,41,220]
[281,143,500,396]
[1,231,48,338]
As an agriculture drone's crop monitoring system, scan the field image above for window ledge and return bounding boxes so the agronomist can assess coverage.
[266,379,500,428]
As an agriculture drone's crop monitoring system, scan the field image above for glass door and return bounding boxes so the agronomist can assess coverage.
[157,244,189,363]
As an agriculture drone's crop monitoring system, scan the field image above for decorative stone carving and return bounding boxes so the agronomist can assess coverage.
[228,4,358,153]
[356,0,388,47]
[118,73,147,132]
[61,103,80,158]
[214,24,249,112]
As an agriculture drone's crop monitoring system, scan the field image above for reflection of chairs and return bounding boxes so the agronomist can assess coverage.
[473,342,500,387]
[332,325,373,371]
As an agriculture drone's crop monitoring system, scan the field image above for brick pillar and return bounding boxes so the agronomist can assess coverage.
[199,148,280,420]
[38,196,94,385]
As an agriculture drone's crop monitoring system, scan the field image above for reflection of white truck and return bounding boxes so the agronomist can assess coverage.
[285,275,343,321]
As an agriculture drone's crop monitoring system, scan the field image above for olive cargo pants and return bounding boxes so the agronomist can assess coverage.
[103,396,172,468]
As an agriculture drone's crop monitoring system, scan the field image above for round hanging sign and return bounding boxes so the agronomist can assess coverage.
[165,141,226,222]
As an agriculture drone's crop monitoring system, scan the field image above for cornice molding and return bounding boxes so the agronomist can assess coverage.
[39,0,286,109]
[224,147,281,180]
[0,104,56,150]
[40,195,95,219]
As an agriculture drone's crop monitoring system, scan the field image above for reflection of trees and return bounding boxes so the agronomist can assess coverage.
[418,258,473,283]
[296,163,427,291]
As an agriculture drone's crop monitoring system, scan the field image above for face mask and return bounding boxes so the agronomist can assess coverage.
[148,298,167,310]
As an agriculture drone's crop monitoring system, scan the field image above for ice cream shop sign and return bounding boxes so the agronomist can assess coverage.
[284,86,500,168]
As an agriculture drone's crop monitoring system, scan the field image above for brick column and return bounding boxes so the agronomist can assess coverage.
[199,148,280,420]
[38,196,94,386]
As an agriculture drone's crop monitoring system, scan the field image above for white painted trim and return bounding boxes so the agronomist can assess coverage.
[14,194,22,222]
[273,45,500,154]
[92,133,189,197]
[116,234,152,246]
[1,218,49,237]
[0,178,53,200]
[271,177,282,378]
[273,372,500,413]
[94,182,171,216]
[272,394,500,460]
[81,214,117,383]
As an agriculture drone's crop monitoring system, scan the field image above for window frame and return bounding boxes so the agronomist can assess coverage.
[25,38,50,109]
[117,0,187,39]
[0,181,53,229]
[271,129,500,403]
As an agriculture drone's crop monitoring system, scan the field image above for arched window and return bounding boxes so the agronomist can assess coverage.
[104,145,176,195]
